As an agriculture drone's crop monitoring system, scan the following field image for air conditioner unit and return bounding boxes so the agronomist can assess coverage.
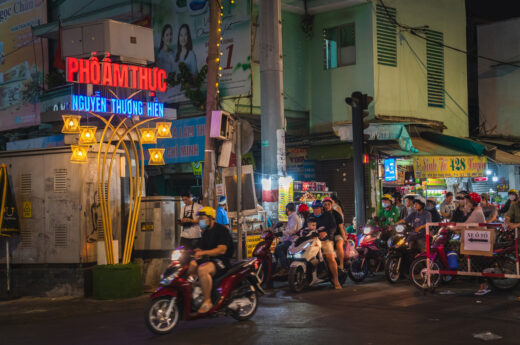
[210,110,233,140]
[61,19,154,64]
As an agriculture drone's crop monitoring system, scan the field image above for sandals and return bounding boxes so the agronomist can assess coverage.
[197,302,213,314]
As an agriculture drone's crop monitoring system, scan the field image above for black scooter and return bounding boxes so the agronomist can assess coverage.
[384,224,419,283]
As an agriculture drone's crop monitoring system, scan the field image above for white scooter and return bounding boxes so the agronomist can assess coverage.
[287,226,347,292]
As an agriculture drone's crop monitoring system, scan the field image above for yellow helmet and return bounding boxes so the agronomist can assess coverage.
[197,206,216,219]
[382,194,393,202]
[509,189,518,195]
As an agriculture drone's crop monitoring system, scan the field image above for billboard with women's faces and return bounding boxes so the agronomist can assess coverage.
[152,0,251,103]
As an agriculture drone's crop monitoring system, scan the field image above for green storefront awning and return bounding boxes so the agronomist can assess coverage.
[421,131,486,156]
[307,143,353,161]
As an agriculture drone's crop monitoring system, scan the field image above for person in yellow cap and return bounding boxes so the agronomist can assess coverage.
[376,194,400,226]
[189,206,234,314]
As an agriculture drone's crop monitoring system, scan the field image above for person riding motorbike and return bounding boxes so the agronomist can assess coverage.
[312,200,342,289]
[323,197,347,270]
[464,192,486,223]
[500,189,518,217]
[426,197,442,223]
[377,194,400,226]
[274,202,302,277]
[397,197,431,249]
[451,191,469,223]
[188,207,234,314]
[297,203,310,227]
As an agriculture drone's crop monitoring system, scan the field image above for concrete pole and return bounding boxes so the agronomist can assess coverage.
[236,120,243,260]
[260,0,285,220]
[202,0,220,207]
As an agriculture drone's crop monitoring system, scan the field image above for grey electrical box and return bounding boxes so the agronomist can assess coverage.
[61,19,154,64]
[134,196,176,251]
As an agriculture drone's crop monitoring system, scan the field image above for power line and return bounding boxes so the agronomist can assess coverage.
[378,0,520,69]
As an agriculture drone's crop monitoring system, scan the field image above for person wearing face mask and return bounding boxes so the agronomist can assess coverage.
[376,194,400,226]
[426,197,442,223]
[396,197,431,249]
[499,189,518,217]
[451,191,469,223]
[190,207,234,314]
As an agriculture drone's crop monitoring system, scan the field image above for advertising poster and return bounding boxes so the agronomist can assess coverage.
[0,0,47,131]
[152,0,251,103]
[278,177,294,222]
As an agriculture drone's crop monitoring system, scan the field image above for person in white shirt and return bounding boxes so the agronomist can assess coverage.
[177,191,203,249]
[274,203,302,276]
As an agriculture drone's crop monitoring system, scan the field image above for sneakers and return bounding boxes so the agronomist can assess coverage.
[474,289,492,296]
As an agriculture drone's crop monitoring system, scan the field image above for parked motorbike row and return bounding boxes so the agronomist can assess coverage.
[145,220,519,335]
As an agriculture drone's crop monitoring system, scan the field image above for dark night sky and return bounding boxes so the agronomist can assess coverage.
[467,0,520,23]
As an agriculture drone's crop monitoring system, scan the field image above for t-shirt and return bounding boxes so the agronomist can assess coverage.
[397,204,407,220]
[180,202,203,239]
[330,210,344,237]
[283,212,303,242]
[377,206,400,226]
[505,202,520,223]
[404,210,432,234]
[440,200,455,218]
[427,207,442,223]
[482,204,497,222]
[451,208,467,223]
[465,206,486,224]
[198,223,234,262]
[216,206,229,226]
[315,211,337,240]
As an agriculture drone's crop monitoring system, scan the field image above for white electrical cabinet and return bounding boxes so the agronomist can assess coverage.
[134,196,176,251]
[61,19,154,64]
[0,147,123,264]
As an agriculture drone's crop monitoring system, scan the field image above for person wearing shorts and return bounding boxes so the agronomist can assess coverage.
[323,197,346,270]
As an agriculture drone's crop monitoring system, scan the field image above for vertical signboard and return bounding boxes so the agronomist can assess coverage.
[152,0,251,102]
[278,176,293,222]
[0,0,48,131]
[384,158,396,181]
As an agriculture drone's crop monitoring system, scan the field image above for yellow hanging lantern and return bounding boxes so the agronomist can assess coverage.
[78,126,97,145]
[140,128,157,144]
[62,115,81,133]
[70,145,89,163]
[148,148,165,165]
[156,122,172,139]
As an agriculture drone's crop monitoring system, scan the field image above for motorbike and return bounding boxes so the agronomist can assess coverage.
[384,224,418,283]
[145,248,264,335]
[251,224,284,286]
[287,226,348,292]
[409,226,519,290]
[348,223,392,283]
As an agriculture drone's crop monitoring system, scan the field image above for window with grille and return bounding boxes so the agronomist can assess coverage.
[54,169,68,193]
[324,23,356,69]
[426,30,445,108]
[376,4,397,67]
[55,224,68,248]
[21,173,32,195]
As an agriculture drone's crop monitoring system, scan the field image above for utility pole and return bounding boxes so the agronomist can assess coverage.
[235,120,243,259]
[345,91,372,228]
[202,0,221,207]
[260,0,285,220]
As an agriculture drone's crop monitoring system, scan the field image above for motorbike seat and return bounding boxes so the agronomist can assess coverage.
[213,261,248,287]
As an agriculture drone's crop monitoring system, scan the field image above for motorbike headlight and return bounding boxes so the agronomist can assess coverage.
[363,227,372,235]
[160,269,180,286]
[171,250,182,261]
[397,238,405,246]
[395,225,405,234]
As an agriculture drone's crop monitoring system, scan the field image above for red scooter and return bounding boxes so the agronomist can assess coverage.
[348,224,390,282]
[145,248,264,335]
[251,224,284,286]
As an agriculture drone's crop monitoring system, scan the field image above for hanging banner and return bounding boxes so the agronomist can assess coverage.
[278,177,294,222]
[0,165,20,236]
[0,0,48,131]
[413,156,486,178]
[152,0,251,102]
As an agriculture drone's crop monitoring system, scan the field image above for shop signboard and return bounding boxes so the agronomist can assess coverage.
[0,0,48,131]
[497,184,509,193]
[144,116,205,164]
[152,0,251,102]
[384,158,396,182]
[278,176,294,222]
[0,165,20,236]
[413,156,486,179]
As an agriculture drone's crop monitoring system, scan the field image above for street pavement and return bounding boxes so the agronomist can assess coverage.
[1,275,519,345]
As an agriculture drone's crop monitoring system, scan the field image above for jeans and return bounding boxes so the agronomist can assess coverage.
[275,240,292,268]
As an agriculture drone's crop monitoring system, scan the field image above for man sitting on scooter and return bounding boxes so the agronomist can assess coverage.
[189,207,234,314]
[396,197,431,249]
[376,194,400,226]
[274,202,302,277]
[312,200,342,289]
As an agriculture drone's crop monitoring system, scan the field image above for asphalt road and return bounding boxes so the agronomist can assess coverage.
[1,276,520,345]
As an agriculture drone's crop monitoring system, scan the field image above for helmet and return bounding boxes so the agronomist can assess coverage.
[297,204,309,213]
[218,196,226,205]
[322,197,333,204]
[508,189,518,195]
[197,206,216,219]
[382,194,393,202]
[467,192,481,205]
[312,200,323,208]
[426,197,437,205]
[413,196,426,207]
[307,214,317,223]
